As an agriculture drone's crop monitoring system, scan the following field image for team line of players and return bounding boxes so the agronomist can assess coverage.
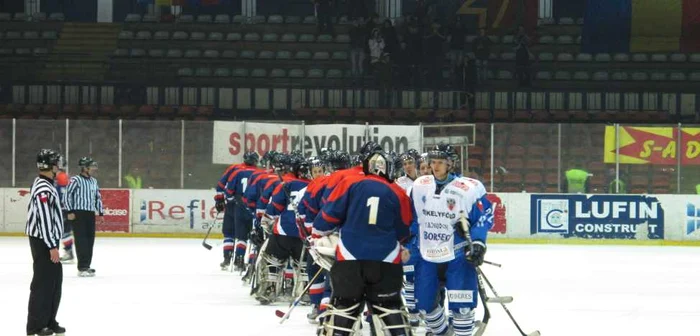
[214,142,494,336]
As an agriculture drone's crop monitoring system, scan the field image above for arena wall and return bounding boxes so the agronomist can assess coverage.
[1,188,699,246]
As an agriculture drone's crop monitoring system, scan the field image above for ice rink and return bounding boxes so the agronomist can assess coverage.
[1,237,699,336]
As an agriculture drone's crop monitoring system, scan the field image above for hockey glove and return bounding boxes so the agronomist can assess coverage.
[260,214,275,235]
[249,224,265,247]
[214,194,225,213]
[466,240,487,266]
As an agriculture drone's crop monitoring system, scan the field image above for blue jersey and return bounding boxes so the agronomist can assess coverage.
[314,175,413,264]
[224,165,257,201]
[216,163,243,193]
[320,166,364,205]
[55,171,69,210]
[300,175,331,227]
[265,175,310,237]
[257,175,282,216]
[243,171,276,217]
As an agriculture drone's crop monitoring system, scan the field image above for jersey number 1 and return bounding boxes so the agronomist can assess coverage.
[366,197,379,225]
[241,178,248,193]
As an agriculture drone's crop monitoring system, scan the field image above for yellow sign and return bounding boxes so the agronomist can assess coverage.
[604,126,700,165]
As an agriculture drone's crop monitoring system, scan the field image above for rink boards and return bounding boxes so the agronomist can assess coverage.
[1,188,700,246]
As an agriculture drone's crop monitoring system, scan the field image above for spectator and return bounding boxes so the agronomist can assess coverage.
[314,0,334,34]
[423,22,445,88]
[349,19,367,80]
[368,29,386,66]
[514,25,532,87]
[381,19,399,56]
[606,168,627,194]
[472,28,492,84]
[564,164,589,193]
[447,19,467,73]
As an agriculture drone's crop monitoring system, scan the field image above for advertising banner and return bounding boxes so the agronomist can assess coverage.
[3,189,27,232]
[486,193,507,234]
[99,189,130,232]
[603,126,700,165]
[212,121,301,165]
[132,189,219,233]
[212,122,422,164]
[530,194,665,239]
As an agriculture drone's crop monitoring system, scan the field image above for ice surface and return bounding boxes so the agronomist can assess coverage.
[1,237,699,336]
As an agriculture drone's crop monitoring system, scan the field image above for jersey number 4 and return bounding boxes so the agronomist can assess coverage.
[366,196,379,225]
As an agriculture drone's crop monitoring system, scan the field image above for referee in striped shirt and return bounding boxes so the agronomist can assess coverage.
[65,156,104,277]
[26,149,67,336]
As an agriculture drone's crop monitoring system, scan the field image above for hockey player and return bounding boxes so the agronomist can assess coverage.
[55,156,73,263]
[297,151,350,322]
[320,142,382,205]
[410,143,493,336]
[395,149,420,190]
[255,154,311,305]
[418,153,431,176]
[224,151,260,272]
[312,149,414,336]
[215,151,258,270]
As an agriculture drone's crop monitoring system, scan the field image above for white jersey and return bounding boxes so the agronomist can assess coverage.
[395,175,415,191]
[411,175,487,263]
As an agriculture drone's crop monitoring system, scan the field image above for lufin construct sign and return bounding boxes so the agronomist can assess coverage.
[530,194,664,239]
[604,126,700,165]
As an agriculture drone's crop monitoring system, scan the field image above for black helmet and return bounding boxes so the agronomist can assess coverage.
[387,151,404,180]
[359,141,383,161]
[78,156,98,168]
[428,143,458,164]
[292,155,310,179]
[261,150,278,168]
[329,150,351,170]
[349,154,362,167]
[362,151,395,183]
[419,152,429,164]
[37,149,61,170]
[400,149,420,163]
[274,153,291,172]
[243,151,260,166]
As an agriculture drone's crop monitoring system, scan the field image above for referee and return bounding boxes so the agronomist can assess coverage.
[26,149,66,336]
[65,157,104,277]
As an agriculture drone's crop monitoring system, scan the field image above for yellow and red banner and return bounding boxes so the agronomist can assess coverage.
[604,126,700,165]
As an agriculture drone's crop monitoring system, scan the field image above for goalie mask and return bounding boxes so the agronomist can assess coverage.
[362,151,395,183]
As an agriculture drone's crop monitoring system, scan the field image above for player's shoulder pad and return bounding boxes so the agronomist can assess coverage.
[449,177,487,196]
[414,174,434,186]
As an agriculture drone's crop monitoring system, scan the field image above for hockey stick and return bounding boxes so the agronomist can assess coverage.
[275,266,325,323]
[483,260,502,268]
[474,272,491,336]
[459,211,498,336]
[477,268,541,336]
[202,213,223,250]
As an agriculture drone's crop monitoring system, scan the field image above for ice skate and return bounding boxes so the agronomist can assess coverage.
[78,269,95,277]
[59,249,74,264]
[233,255,245,273]
[27,327,54,336]
[220,255,231,271]
[307,305,320,324]
[50,324,66,336]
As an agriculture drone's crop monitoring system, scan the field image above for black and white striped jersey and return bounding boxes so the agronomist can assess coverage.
[65,174,104,215]
[25,175,64,249]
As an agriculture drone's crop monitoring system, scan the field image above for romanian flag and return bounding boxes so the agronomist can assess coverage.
[583,0,700,53]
